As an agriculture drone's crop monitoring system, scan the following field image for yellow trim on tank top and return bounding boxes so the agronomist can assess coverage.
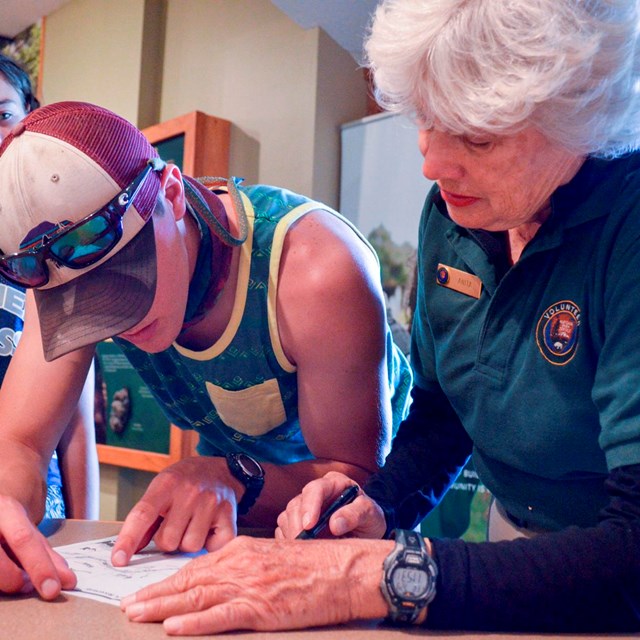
[267,202,380,372]
[268,203,320,372]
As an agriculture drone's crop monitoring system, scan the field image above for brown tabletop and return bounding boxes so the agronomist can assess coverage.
[0,519,636,640]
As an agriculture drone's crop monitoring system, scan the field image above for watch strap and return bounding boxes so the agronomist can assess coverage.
[226,453,265,516]
[381,528,437,625]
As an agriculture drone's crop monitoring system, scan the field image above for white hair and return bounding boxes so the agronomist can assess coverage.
[365,0,640,157]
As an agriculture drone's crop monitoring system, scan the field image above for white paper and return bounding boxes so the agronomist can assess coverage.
[55,536,205,606]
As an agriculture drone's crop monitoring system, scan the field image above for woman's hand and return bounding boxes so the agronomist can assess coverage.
[122,535,393,635]
[275,471,387,540]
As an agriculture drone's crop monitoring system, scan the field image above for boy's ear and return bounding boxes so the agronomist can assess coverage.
[160,163,186,220]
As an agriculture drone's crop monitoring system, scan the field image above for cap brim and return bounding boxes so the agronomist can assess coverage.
[35,218,157,361]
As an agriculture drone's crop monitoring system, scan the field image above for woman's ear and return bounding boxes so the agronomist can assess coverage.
[160,163,186,221]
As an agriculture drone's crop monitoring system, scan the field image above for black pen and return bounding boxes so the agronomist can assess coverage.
[296,484,359,539]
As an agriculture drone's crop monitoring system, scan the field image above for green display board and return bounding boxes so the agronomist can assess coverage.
[154,133,185,171]
[420,459,491,542]
[95,340,171,454]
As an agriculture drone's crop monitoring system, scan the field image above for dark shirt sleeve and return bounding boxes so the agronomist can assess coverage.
[364,384,473,533]
[428,463,640,632]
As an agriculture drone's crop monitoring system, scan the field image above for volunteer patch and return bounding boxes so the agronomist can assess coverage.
[536,300,581,365]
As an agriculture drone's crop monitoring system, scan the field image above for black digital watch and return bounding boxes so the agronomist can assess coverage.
[380,528,438,624]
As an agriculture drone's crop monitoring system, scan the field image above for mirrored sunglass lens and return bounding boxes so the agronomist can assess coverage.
[0,254,47,287]
[50,215,120,267]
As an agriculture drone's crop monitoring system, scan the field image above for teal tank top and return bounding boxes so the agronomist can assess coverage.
[116,184,412,463]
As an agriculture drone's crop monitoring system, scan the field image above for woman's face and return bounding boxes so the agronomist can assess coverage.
[0,72,28,143]
[418,125,585,231]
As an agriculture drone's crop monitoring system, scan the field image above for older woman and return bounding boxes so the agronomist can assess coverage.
[121,0,640,634]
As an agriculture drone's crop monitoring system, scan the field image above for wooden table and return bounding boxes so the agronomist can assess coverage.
[0,519,635,640]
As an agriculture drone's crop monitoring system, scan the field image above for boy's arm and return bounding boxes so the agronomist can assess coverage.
[57,358,100,519]
[0,292,94,597]
[248,209,394,518]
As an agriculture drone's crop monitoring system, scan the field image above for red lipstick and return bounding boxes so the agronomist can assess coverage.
[440,189,480,207]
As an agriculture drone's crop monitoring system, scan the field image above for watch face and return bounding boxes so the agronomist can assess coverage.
[237,454,264,478]
[390,566,429,598]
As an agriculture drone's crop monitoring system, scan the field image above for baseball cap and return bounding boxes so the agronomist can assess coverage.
[0,101,163,361]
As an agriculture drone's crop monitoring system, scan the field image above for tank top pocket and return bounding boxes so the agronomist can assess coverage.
[205,378,287,435]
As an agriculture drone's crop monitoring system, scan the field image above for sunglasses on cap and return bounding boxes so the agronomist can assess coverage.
[0,157,166,288]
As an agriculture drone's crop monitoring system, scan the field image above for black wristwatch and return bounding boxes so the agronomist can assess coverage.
[225,452,265,515]
[380,529,438,625]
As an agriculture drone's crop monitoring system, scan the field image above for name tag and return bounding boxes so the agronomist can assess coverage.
[436,263,482,299]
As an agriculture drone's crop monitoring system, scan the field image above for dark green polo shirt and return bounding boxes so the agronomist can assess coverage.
[412,153,640,529]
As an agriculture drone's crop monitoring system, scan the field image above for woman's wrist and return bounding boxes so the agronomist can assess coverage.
[343,539,395,620]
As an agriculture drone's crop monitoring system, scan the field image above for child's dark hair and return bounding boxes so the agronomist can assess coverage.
[0,53,40,111]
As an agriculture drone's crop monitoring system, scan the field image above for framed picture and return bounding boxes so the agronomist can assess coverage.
[94,110,231,473]
[94,341,199,473]
[340,112,428,339]
[0,21,43,99]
